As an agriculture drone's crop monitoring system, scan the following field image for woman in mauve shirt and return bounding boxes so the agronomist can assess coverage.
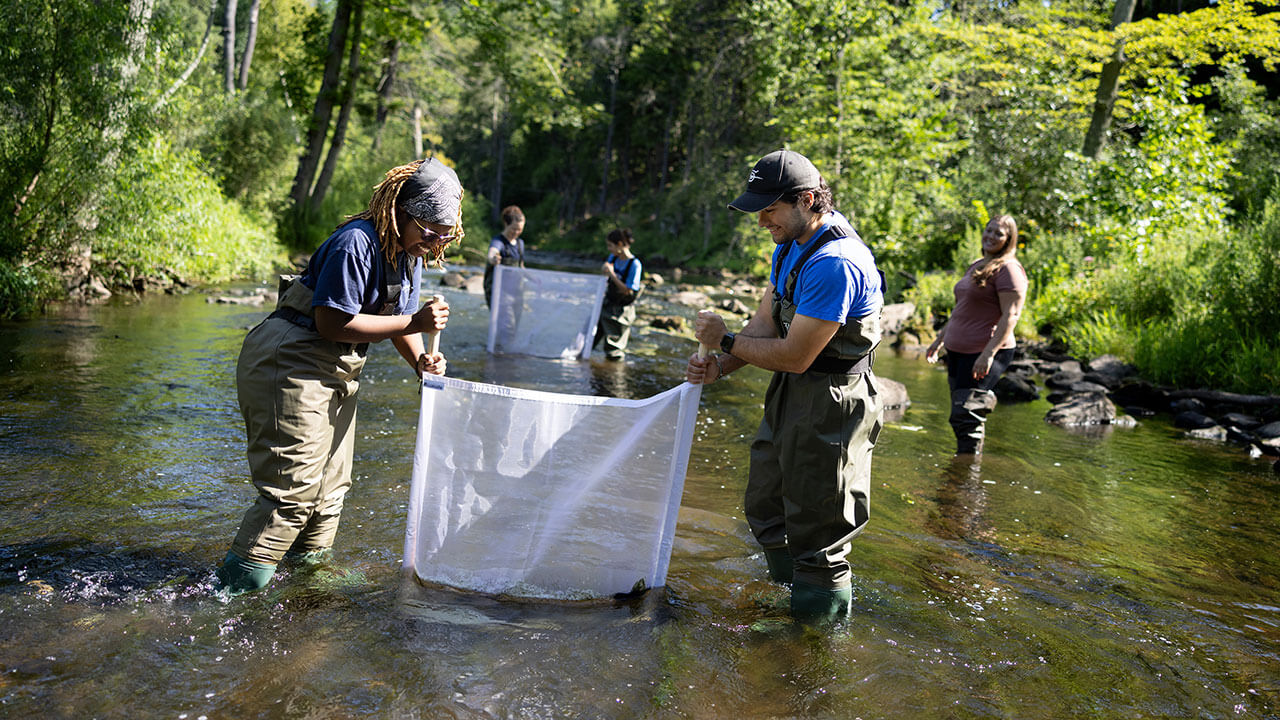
[926,215,1028,454]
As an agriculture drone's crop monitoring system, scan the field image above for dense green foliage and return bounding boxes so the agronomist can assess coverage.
[1,0,1277,391]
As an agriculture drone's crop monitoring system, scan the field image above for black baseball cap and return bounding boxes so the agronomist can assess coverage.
[728,150,822,213]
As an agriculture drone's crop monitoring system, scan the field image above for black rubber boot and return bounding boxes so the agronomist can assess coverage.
[949,388,996,455]
[763,546,793,584]
[790,582,852,624]
[214,551,277,595]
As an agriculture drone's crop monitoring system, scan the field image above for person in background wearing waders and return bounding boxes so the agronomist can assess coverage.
[593,228,643,361]
[925,214,1027,455]
[483,205,526,307]
[215,158,464,594]
[685,149,884,624]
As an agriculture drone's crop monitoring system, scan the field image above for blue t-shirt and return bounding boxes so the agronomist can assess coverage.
[769,222,881,323]
[303,219,422,316]
[607,254,643,291]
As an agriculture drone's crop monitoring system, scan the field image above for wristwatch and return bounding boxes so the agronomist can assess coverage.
[720,331,736,354]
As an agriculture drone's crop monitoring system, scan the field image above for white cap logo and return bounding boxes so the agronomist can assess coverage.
[748,168,762,183]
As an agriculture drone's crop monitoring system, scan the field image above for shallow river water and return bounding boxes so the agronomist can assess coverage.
[1,268,1277,719]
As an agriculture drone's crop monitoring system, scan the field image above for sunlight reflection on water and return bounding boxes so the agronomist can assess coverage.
[0,275,1276,718]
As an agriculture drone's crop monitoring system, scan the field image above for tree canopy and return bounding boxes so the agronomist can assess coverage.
[1,0,1278,389]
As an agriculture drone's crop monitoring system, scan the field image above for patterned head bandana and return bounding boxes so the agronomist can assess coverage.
[399,158,463,225]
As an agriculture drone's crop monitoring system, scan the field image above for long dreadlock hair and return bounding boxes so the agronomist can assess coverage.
[342,159,464,267]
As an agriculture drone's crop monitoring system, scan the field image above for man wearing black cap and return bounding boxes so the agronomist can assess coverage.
[216,157,462,594]
[686,149,884,623]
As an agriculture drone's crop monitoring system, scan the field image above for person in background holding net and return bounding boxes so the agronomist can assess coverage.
[593,227,644,361]
[925,214,1028,455]
[484,205,526,307]
[215,158,464,594]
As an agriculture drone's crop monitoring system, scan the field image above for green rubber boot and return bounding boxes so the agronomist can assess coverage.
[790,582,852,625]
[214,551,277,595]
[283,548,333,567]
[763,546,794,584]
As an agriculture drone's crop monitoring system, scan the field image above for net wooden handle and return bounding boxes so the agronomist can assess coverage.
[427,294,444,354]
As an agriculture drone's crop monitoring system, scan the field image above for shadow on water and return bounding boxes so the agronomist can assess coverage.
[0,537,209,603]
[0,275,1277,718]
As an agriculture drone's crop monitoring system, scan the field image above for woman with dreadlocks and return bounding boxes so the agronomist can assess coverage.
[925,214,1028,455]
[216,158,465,594]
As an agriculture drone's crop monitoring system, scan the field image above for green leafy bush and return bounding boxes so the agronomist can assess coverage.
[0,260,59,319]
[901,270,958,339]
[94,135,286,288]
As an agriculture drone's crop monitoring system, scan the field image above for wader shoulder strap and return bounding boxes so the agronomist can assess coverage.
[274,252,406,328]
[605,257,639,305]
[773,225,845,307]
[379,256,403,316]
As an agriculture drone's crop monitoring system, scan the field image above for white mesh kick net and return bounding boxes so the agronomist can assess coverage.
[404,375,703,599]
[487,265,607,360]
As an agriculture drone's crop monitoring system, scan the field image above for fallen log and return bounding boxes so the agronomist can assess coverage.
[1167,389,1280,407]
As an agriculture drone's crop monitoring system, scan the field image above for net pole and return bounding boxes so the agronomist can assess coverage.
[427,294,444,355]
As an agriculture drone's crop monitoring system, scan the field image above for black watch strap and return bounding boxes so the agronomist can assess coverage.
[720,331,736,354]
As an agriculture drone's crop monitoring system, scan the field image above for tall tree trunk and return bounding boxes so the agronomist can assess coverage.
[154,0,219,112]
[222,0,237,94]
[834,47,845,177]
[83,0,154,216]
[413,102,423,157]
[236,0,259,91]
[620,141,631,205]
[14,65,60,221]
[1082,0,1138,158]
[71,0,154,287]
[311,0,365,214]
[658,110,671,192]
[288,0,352,222]
[372,39,400,151]
[490,84,505,224]
[492,133,506,222]
[597,68,618,215]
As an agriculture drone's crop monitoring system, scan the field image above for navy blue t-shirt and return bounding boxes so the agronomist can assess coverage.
[302,219,421,316]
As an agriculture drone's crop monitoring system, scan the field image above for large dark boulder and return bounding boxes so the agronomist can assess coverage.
[1045,392,1117,426]
[1005,359,1040,377]
[879,302,916,337]
[1110,379,1169,414]
[875,375,911,423]
[1220,412,1262,430]
[1084,354,1136,389]
[1047,381,1111,405]
[1045,369,1086,390]
[1171,397,1207,415]
[995,374,1040,403]
[1255,421,1280,440]
[1173,411,1218,430]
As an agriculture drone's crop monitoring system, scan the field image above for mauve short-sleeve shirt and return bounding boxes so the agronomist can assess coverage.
[944,259,1028,354]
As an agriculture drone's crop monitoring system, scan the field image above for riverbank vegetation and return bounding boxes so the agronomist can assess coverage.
[2,0,1277,391]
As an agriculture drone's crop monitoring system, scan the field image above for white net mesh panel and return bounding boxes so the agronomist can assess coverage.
[487,265,607,360]
[404,376,702,599]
